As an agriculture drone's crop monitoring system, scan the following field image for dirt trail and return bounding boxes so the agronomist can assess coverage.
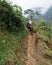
[26,32,52,65]
[26,32,38,65]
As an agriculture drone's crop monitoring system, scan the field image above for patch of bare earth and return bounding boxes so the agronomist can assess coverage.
[26,32,38,65]
[15,36,28,65]
[15,32,52,65]
[26,32,52,65]
[4,61,15,65]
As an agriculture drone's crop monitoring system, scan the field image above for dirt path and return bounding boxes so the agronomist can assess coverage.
[26,32,38,65]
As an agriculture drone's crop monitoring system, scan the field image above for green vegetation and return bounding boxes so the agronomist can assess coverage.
[35,21,52,57]
[0,30,27,65]
[0,0,26,32]
[0,0,27,65]
[0,0,52,65]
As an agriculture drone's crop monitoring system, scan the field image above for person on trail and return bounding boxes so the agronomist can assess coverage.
[27,19,36,34]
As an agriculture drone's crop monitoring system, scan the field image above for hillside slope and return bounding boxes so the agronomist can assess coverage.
[44,6,52,24]
[0,27,52,65]
[0,29,27,65]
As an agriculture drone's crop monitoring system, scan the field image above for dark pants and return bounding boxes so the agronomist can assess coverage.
[27,23,36,34]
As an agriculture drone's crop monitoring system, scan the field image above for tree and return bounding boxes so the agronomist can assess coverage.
[24,8,42,26]
[0,0,26,32]
[24,8,41,20]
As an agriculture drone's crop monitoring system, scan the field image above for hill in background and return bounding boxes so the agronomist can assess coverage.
[44,6,52,24]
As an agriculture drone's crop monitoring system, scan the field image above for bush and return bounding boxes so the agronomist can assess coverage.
[0,0,26,32]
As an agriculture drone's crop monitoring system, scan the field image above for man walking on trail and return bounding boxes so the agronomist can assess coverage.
[27,19,36,34]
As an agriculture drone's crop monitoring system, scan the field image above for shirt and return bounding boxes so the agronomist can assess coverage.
[28,20,32,24]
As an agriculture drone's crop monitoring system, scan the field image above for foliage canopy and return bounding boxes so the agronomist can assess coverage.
[0,0,26,32]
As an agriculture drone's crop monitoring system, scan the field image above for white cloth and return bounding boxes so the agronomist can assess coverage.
[28,20,32,24]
